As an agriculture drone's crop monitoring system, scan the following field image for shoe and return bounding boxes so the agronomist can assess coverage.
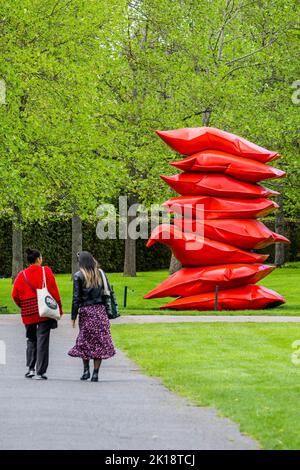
[80,369,91,381]
[34,374,48,380]
[91,370,99,382]
[25,369,35,378]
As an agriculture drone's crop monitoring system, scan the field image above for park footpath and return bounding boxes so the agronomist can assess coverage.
[0,314,265,450]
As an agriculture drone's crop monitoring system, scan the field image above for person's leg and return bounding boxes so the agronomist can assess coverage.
[25,324,37,376]
[35,320,52,377]
[93,359,102,371]
[91,359,102,382]
[81,359,90,380]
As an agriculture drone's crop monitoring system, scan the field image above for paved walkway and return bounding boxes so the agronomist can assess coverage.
[0,316,259,450]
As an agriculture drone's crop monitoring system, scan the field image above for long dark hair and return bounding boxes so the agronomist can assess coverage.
[77,251,101,288]
[26,248,41,264]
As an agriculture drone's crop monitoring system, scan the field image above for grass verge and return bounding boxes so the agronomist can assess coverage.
[112,322,300,449]
[1,266,299,315]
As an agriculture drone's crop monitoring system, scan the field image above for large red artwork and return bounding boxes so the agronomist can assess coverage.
[162,195,279,219]
[144,264,275,299]
[160,285,285,310]
[173,218,289,250]
[160,173,279,198]
[170,151,285,183]
[147,224,269,266]
[145,127,288,311]
[156,127,279,162]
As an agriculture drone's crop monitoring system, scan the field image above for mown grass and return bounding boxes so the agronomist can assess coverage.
[1,266,299,315]
[112,322,300,449]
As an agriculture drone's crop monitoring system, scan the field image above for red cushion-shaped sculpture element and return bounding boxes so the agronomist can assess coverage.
[160,173,278,198]
[156,127,279,162]
[146,224,269,266]
[160,285,285,310]
[144,264,275,299]
[170,150,285,183]
[162,196,279,220]
[173,218,290,250]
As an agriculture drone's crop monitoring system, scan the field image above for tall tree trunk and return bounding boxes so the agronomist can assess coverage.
[123,194,137,277]
[12,209,23,282]
[169,254,182,275]
[11,94,28,282]
[72,214,82,277]
[202,108,211,126]
[274,194,285,266]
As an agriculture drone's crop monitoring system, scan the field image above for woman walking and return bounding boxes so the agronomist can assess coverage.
[12,248,63,380]
[68,251,116,382]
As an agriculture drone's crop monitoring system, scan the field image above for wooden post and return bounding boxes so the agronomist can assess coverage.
[214,285,219,311]
[123,286,128,308]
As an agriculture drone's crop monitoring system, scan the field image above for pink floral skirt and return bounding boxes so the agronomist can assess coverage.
[68,304,116,360]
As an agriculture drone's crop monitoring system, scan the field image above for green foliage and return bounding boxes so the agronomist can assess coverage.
[0,0,299,231]
[0,218,170,278]
[97,0,300,212]
[0,0,121,225]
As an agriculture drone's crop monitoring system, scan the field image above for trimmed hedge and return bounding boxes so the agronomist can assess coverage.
[0,218,299,278]
[0,219,171,277]
[258,219,300,262]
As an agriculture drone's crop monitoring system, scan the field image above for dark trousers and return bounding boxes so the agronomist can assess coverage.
[25,320,56,375]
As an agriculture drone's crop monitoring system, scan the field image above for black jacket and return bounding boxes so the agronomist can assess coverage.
[71,270,111,320]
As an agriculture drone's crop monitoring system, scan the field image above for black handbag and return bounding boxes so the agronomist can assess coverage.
[99,269,120,319]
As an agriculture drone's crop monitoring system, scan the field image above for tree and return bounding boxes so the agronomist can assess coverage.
[0,0,120,277]
[97,0,299,274]
[96,0,177,276]
[0,0,298,281]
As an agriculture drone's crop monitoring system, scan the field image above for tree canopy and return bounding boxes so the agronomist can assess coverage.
[0,0,299,227]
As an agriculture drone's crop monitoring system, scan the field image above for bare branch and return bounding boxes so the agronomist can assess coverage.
[226,38,277,65]
[221,61,268,80]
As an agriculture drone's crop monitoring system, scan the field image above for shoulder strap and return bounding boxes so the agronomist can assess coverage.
[42,266,47,289]
[99,269,110,296]
[23,267,47,292]
[22,270,36,294]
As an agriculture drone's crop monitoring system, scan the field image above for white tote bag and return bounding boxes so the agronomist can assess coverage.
[37,267,61,321]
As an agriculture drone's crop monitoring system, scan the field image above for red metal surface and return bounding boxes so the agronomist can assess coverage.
[156,127,279,162]
[162,196,279,219]
[169,150,285,183]
[160,173,278,198]
[173,218,290,249]
[160,285,286,310]
[145,127,286,311]
[144,264,275,299]
[147,224,269,266]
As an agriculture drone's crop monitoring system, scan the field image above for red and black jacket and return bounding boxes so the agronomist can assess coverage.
[12,265,63,325]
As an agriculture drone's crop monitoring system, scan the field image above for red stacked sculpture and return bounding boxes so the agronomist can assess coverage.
[145,127,289,311]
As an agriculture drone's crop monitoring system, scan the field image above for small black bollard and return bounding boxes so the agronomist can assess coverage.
[214,285,219,311]
[123,286,128,308]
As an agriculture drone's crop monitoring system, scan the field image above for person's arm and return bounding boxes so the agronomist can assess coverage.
[71,273,82,321]
[11,274,21,307]
[46,267,63,316]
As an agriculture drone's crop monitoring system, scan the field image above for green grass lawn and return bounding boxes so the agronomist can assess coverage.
[112,322,300,449]
[1,266,299,315]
